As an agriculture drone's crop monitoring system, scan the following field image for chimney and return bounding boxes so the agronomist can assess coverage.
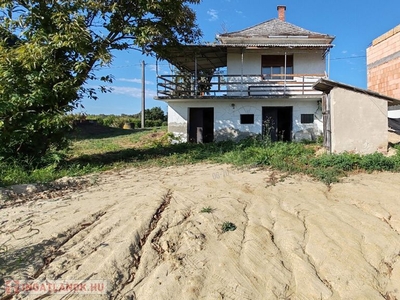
[277,5,286,21]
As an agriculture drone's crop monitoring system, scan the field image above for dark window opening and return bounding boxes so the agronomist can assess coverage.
[262,55,293,80]
[240,114,254,124]
[301,114,314,124]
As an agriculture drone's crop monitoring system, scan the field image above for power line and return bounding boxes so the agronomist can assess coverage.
[331,55,366,60]
[103,63,169,69]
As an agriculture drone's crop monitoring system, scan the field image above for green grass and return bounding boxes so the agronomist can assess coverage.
[200,206,215,213]
[2,122,400,187]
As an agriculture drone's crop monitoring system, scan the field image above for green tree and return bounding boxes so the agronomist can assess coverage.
[0,0,202,163]
[145,107,166,121]
[172,68,215,97]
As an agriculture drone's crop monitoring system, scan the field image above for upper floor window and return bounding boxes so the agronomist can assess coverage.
[262,55,293,80]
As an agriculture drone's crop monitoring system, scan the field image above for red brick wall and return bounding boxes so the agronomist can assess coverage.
[367,25,400,100]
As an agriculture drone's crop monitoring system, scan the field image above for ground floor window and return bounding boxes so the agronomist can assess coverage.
[240,114,254,124]
[301,114,314,124]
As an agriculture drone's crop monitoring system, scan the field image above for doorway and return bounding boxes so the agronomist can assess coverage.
[188,108,214,143]
[262,106,293,141]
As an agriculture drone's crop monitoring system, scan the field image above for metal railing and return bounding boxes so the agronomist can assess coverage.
[156,73,326,98]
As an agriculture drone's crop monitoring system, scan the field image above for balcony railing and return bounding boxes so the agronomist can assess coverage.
[156,73,325,99]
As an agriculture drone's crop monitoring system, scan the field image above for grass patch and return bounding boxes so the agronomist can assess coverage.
[2,122,400,187]
[200,206,215,213]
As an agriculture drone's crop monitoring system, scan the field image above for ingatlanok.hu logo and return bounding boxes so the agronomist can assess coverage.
[5,279,107,295]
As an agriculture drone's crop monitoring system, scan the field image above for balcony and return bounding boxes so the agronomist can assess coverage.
[156,73,325,99]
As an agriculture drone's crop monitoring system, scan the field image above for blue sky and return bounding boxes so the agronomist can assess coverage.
[78,0,400,115]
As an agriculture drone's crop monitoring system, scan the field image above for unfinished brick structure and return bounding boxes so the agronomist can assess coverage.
[367,25,400,100]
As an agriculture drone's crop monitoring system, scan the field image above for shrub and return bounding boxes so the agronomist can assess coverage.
[310,153,361,171]
[221,222,237,232]
[359,153,395,171]
[308,167,343,185]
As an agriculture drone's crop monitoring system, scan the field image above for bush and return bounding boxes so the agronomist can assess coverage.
[310,153,361,171]
[308,167,343,185]
[359,153,395,171]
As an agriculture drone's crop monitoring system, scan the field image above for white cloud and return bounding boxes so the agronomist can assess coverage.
[118,78,154,85]
[207,9,218,21]
[341,50,348,54]
[111,86,157,99]
[149,64,158,72]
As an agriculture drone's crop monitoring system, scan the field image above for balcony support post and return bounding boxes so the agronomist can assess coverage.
[194,56,198,98]
[240,48,244,95]
[284,51,287,95]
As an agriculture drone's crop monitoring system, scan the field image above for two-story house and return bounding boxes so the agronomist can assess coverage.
[155,6,335,143]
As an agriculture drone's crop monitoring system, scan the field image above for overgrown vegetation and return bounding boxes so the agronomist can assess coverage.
[1,124,400,188]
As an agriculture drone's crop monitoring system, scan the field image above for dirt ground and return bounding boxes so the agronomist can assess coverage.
[1,164,400,299]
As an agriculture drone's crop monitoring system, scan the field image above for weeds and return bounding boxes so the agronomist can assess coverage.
[221,222,237,232]
[200,206,214,213]
[1,124,400,188]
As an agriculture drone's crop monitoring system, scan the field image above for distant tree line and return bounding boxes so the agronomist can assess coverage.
[81,107,168,129]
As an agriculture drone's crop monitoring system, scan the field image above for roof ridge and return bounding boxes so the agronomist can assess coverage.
[218,18,333,39]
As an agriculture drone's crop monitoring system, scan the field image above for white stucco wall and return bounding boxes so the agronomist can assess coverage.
[225,49,326,96]
[167,99,322,142]
[329,88,388,154]
[294,52,326,75]
[226,49,326,75]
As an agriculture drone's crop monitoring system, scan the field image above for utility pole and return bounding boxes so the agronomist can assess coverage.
[141,60,145,129]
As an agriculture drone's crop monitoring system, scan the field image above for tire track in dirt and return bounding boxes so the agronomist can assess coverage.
[32,210,107,279]
[113,189,173,299]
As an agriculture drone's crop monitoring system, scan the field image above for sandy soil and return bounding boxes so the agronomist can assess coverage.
[1,164,400,299]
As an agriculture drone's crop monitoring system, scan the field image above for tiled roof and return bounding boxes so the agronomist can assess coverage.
[218,18,333,39]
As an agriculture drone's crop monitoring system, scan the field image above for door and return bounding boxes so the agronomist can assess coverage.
[188,108,214,143]
[262,106,293,141]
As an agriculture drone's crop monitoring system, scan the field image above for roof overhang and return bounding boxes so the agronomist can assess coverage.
[218,36,335,45]
[155,45,227,72]
[157,43,334,72]
[313,78,400,106]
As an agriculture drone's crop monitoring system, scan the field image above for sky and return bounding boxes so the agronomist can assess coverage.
[77,0,400,115]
